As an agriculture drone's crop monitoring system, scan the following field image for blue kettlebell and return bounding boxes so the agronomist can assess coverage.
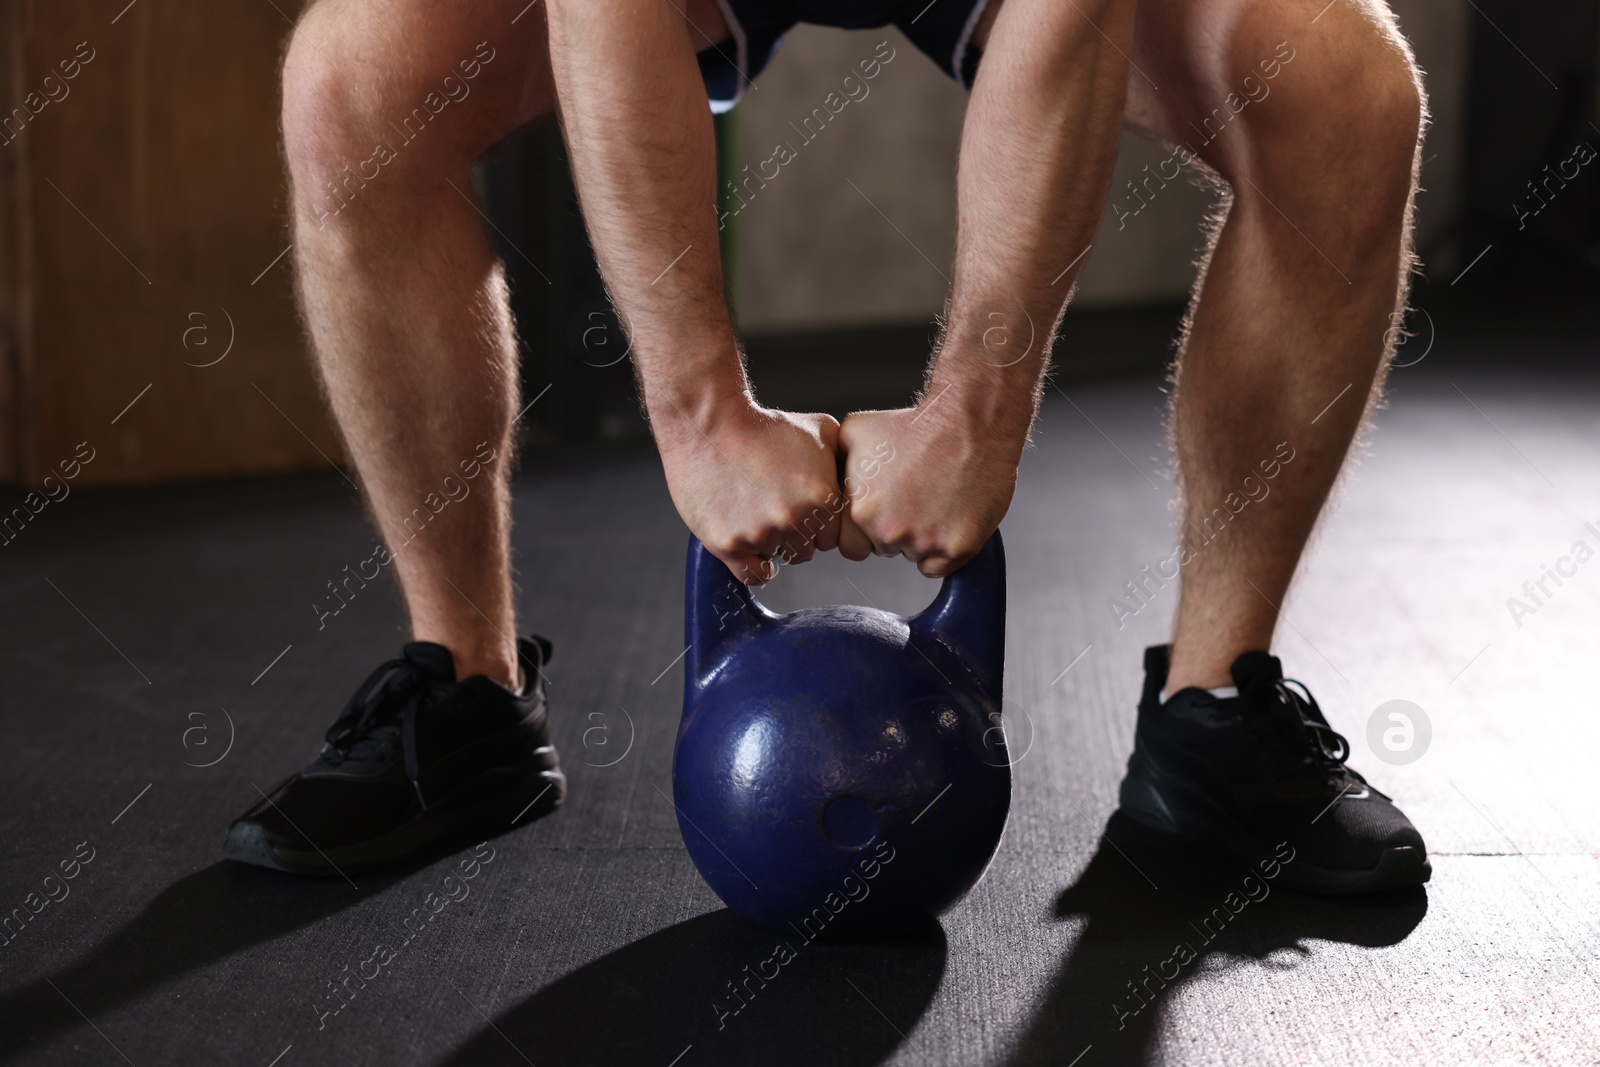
[673,532,1012,939]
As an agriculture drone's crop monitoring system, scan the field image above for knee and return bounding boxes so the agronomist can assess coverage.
[281,9,387,224]
[1231,15,1424,251]
[1333,33,1426,223]
[282,6,492,229]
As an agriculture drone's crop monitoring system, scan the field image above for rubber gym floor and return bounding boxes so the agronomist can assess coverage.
[3,295,1597,1066]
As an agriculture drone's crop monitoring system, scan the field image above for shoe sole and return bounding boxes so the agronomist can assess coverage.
[222,754,566,877]
[1119,744,1431,895]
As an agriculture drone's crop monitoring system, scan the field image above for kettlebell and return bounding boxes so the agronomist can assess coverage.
[673,532,1012,939]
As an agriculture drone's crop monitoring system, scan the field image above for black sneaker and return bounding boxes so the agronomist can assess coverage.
[1118,645,1430,894]
[223,635,565,875]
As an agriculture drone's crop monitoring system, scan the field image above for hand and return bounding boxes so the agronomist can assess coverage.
[838,389,1028,577]
[654,397,844,585]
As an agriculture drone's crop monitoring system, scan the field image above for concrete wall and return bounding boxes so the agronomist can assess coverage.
[729,3,1470,335]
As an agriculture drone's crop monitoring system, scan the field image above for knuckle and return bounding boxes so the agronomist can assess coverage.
[728,530,771,559]
[877,523,910,546]
[946,534,982,560]
[796,483,834,515]
[707,532,743,559]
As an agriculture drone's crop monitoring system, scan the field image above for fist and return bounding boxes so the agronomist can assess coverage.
[656,401,845,585]
[838,401,1022,577]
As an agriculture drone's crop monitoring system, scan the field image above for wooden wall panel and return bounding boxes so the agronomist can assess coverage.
[1,0,339,487]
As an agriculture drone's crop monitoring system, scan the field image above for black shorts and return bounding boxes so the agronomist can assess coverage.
[698,0,991,113]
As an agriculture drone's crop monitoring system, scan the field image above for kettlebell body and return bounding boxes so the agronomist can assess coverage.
[673,534,1012,939]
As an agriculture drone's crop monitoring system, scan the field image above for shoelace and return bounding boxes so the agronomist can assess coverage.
[1240,677,1359,783]
[1273,678,1352,766]
[323,657,435,808]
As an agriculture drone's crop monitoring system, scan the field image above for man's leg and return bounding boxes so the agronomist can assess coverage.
[283,0,555,689]
[1122,0,1424,690]
[225,0,739,876]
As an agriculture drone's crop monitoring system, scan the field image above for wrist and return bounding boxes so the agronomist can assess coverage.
[923,341,1040,439]
[644,356,755,450]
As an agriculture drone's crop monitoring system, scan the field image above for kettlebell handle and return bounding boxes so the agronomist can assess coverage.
[907,532,1006,703]
[684,531,1006,703]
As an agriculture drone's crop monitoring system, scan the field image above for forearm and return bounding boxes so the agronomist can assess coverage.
[545,0,747,437]
[930,0,1133,432]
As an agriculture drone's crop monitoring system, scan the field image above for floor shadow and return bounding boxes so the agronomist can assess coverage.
[1002,812,1429,1067]
[435,909,948,1067]
[0,860,415,1062]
